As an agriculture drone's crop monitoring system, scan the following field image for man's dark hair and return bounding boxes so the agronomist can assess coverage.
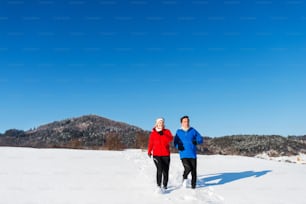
[180,115,189,123]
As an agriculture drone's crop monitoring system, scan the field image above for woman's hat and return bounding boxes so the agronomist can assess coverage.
[155,117,164,126]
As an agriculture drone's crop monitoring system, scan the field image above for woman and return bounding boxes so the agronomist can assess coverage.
[147,117,173,190]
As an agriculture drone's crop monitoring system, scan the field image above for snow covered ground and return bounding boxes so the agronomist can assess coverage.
[0,147,305,204]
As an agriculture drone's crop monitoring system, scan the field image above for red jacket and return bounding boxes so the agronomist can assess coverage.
[147,128,173,156]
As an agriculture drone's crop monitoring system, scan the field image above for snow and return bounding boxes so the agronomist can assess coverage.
[0,147,305,204]
[255,152,306,164]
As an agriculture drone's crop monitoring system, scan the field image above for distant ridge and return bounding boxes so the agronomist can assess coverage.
[202,135,306,157]
[1,115,306,156]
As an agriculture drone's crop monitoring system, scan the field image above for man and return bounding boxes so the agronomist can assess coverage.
[174,115,203,189]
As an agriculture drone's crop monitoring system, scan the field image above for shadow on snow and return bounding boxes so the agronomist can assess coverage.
[197,170,272,188]
[165,170,271,193]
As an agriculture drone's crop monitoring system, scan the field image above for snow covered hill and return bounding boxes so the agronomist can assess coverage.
[0,147,305,204]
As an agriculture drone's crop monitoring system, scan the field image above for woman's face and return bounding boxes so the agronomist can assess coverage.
[156,120,164,129]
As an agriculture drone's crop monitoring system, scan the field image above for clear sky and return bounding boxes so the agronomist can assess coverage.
[1,0,306,137]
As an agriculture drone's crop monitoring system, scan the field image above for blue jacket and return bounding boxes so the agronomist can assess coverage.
[174,127,203,159]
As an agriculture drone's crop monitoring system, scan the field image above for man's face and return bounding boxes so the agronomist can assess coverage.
[181,118,189,129]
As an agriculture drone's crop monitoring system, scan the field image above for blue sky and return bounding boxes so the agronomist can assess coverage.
[1,0,306,137]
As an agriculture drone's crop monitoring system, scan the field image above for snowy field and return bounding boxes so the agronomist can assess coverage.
[0,147,305,204]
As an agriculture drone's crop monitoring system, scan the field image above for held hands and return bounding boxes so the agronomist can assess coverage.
[148,153,152,158]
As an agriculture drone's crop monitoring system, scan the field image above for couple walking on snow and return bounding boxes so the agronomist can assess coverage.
[147,115,203,190]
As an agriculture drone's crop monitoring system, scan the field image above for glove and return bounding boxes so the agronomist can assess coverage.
[148,153,152,158]
[192,140,197,145]
[178,144,184,151]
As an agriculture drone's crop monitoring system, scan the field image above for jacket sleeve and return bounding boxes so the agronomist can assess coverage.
[173,132,181,149]
[147,133,154,155]
[174,132,185,151]
[194,129,203,145]
[166,129,174,143]
[173,134,178,148]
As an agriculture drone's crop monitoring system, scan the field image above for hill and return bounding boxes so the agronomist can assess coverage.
[0,115,150,150]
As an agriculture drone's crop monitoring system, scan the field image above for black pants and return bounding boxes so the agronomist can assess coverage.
[181,158,197,188]
[153,156,170,188]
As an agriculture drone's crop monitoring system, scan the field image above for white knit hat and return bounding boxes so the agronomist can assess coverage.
[155,117,164,126]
